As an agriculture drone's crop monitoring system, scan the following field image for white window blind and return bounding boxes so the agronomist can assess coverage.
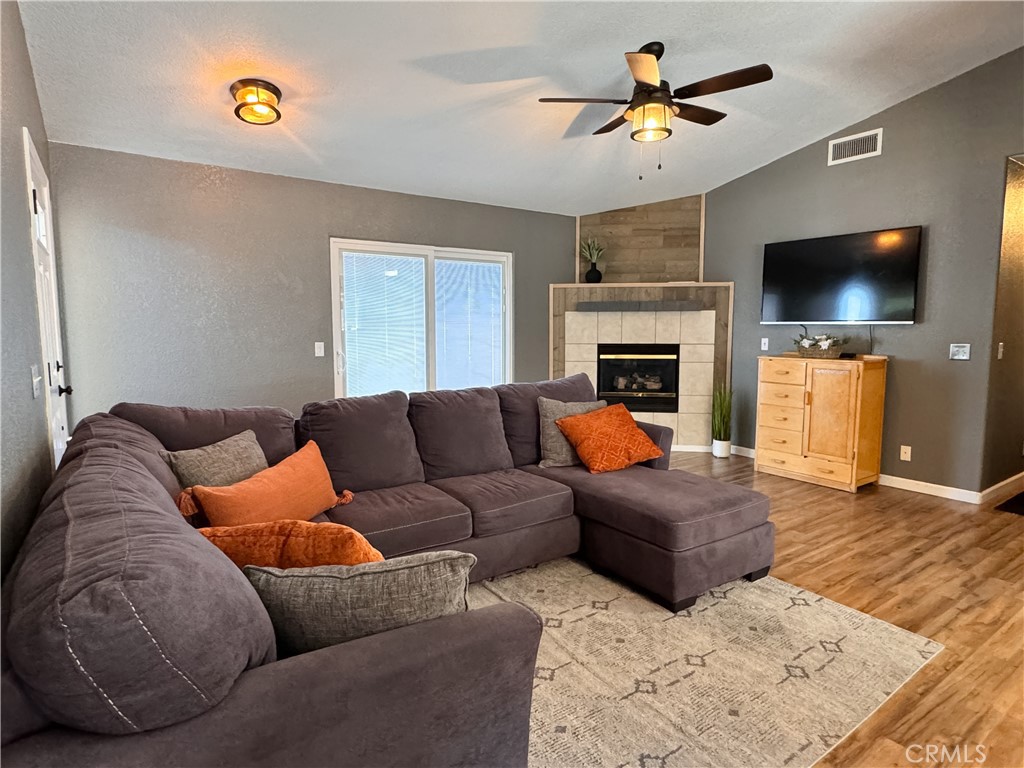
[333,240,511,397]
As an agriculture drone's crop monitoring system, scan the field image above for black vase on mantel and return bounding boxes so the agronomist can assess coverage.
[584,263,603,283]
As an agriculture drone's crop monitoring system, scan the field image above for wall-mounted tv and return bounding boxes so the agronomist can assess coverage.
[760,226,922,325]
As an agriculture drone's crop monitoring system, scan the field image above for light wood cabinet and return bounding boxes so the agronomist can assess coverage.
[755,355,887,492]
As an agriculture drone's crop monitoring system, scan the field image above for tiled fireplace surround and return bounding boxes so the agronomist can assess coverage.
[550,284,733,449]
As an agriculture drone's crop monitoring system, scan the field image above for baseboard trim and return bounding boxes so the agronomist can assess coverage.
[671,445,710,453]
[877,475,981,504]
[731,445,756,458]
[980,471,1024,505]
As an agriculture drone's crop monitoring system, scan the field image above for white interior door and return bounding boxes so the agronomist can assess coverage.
[23,128,70,468]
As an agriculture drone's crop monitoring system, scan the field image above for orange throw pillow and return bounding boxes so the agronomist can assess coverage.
[201,519,383,569]
[555,403,664,474]
[176,441,350,528]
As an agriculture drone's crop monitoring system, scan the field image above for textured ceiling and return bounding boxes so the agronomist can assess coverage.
[19,2,1024,215]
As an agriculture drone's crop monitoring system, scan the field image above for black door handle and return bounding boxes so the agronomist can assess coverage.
[58,385,73,396]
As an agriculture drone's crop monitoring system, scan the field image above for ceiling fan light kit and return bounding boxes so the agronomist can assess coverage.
[539,42,773,174]
[230,78,282,125]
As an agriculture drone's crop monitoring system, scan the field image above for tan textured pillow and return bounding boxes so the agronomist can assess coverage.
[160,430,268,488]
[537,397,607,468]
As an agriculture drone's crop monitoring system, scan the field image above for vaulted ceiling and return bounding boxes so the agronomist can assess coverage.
[19,2,1024,215]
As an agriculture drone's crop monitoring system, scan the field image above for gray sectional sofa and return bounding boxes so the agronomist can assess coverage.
[1,373,773,767]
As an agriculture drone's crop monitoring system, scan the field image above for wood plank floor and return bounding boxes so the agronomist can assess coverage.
[669,452,1024,768]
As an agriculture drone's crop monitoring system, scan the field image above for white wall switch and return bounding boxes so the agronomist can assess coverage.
[997,342,1005,360]
[760,338,769,351]
[949,343,971,361]
[314,342,325,357]
[30,364,41,399]
[900,445,912,461]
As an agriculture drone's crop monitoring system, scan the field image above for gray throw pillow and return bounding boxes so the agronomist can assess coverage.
[537,397,607,468]
[243,550,477,655]
[159,429,268,488]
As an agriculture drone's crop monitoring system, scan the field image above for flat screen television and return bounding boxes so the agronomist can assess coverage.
[760,226,922,325]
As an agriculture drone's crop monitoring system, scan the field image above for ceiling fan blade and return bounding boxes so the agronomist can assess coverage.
[672,64,774,100]
[625,52,660,87]
[672,103,728,126]
[539,97,629,104]
[593,114,629,135]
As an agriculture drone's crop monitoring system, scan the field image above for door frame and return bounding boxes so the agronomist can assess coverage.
[22,127,70,470]
[328,237,514,398]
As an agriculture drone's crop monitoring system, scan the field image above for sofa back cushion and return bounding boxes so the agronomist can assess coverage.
[408,388,514,481]
[109,402,296,466]
[6,445,277,735]
[63,413,182,498]
[298,391,424,492]
[493,374,597,466]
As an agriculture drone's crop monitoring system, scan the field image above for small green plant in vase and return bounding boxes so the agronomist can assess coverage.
[580,237,605,283]
[711,385,733,458]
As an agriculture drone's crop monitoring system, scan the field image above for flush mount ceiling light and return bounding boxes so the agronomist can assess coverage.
[230,79,282,125]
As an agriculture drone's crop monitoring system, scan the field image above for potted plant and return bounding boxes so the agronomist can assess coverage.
[580,237,605,283]
[711,385,732,458]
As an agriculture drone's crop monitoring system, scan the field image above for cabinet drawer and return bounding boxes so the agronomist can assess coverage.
[760,359,806,385]
[757,426,802,455]
[757,449,853,484]
[757,404,804,432]
[758,381,804,407]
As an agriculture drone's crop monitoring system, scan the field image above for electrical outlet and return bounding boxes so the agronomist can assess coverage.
[900,445,912,462]
[314,342,325,357]
[949,343,971,361]
[760,338,769,351]
[997,342,1004,360]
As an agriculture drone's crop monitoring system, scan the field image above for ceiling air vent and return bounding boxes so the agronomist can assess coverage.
[827,128,883,166]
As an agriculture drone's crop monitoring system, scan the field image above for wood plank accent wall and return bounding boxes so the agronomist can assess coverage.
[578,195,703,283]
[549,283,733,391]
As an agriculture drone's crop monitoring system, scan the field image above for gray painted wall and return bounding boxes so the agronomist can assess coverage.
[1,1,54,574]
[48,144,575,421]
[704,48,1023,493]
[982,156,1024,489]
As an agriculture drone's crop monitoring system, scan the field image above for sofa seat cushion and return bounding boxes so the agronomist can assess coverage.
[408,388,514,481]
[493,374,597,467]
[7,446,276,736]
[110,403,296,465]
[320,483,472,557]
[298,391,424,492]
[523,464,770,552]
[430,469,574,538]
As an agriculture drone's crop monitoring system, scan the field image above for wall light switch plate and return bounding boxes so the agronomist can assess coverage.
[30,364,41,399]
[900,445,912,462]
[997,342,1005,360]
[314,342,325,358]
[760,338,769,351]
[949,343,971,361]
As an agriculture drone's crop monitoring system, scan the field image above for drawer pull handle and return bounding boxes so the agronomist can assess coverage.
[773,417,787,422]
[776,370,789,375]
[771,438,786,444]
[775,393,789,398]
[821,469,834,475]
[773,459,786,465]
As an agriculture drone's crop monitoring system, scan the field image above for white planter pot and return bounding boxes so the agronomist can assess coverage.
[711,439,732,458]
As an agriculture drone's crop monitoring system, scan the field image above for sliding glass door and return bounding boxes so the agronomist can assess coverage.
[332,240,511,397]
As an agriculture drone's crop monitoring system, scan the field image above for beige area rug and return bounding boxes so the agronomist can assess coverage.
[470,558,942,768]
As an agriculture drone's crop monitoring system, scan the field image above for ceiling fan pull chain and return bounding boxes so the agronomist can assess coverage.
[658,142,663,171]
[639,143,644,181]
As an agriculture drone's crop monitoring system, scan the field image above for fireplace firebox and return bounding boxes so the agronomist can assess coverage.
[596,344,680,413]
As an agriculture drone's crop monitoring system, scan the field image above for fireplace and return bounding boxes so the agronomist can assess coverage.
[597,344,680,413]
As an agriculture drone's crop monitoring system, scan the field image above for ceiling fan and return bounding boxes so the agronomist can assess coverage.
[539,42,773,142]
